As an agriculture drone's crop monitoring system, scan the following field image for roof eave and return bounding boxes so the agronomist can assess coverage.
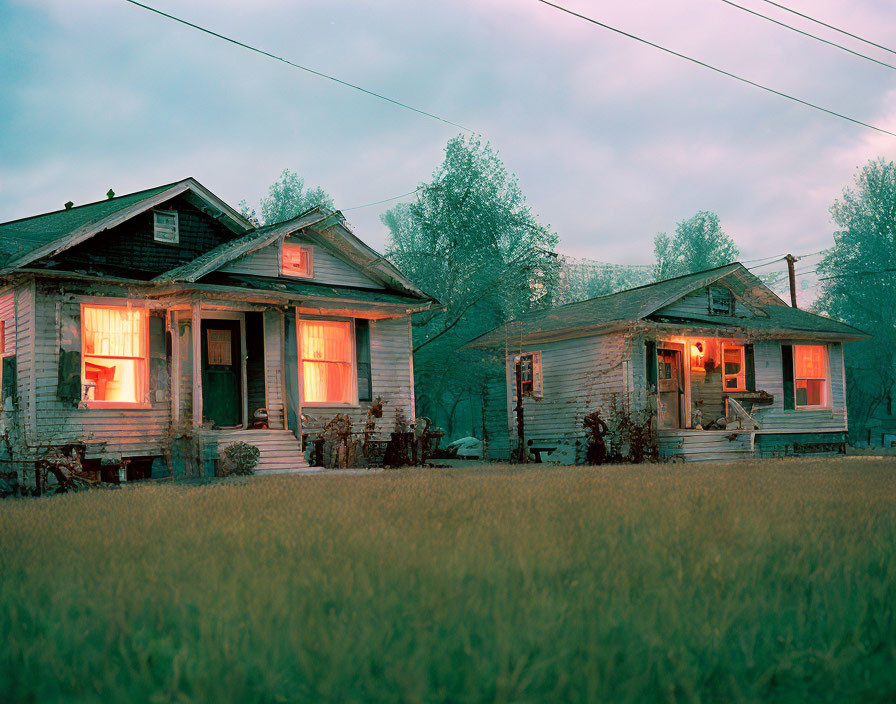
[0,178,254,276]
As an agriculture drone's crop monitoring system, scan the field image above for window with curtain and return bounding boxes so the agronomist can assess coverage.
[300,320,353,404]
[793,345,828,408]
[82,305,148,404]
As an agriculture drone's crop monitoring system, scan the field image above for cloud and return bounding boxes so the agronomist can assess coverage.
[1,0,895,264]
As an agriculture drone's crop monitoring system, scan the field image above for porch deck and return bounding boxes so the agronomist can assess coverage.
[657,428,755,463]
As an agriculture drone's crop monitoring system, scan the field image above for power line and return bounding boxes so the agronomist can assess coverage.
[342,186,424,211]
[819,267,896,280]
[741,252,786,264]
[747,256,787,269]
[760,0,896,58]
[122,0,473,133]
[715,0,896,72]
[533,0,896,138]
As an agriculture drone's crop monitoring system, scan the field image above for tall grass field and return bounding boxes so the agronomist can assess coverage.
[2,458,895,703]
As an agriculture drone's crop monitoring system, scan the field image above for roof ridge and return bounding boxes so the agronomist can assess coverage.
[0,179,187,227]
[533,261,742,316]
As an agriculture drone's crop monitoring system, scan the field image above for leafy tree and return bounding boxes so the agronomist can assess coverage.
[384,135,558,439]
[653,211,739,279]
[816,158,896,443]
[239,169,333,226]
[553,257,653,304]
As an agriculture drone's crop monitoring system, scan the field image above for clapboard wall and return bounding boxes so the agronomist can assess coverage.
[501,331,633,463]
[29,282,171,458]
[298,315,414,440]
[222,235,384,289]
[750,339,847,432]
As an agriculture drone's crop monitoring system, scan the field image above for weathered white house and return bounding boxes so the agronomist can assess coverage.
[0,178,435,482]
[472,263,867,462]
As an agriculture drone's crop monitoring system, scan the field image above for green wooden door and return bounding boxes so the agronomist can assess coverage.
[201,319,242,427]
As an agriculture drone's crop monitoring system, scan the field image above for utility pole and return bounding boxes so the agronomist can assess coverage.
[785,253,799,308]
[514,357,527,463]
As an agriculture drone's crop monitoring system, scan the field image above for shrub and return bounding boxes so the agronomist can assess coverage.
[584,395,657,464]
[222,442,260,476]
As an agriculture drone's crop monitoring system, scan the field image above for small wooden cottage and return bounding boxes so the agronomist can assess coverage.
[0,178,435,481]
[471,263,867,462]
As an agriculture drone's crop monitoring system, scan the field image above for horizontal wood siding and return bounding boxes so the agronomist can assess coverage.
[299,316,414,440]
[31,283,170,458]
[15,284,34,445]
[657,286,753,318]
[222,236,384,289]
[263,309,285,429]
[0,290,16,354]
[751,340,847,432]
[52,195,238,279]
[505,332,631,463]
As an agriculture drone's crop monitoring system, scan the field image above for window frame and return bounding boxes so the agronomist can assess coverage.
[708,286,734,316]
[792,344,830,410]
[515,351,543,399]
[152,209,179,244]
[80,304,151,409]
[298,317,358,407]
[721,344,747,392]
[280,240,314,279]
[0,320,6,403]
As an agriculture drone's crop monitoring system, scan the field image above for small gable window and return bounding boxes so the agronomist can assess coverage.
[153,210,179,244]
[281,242,313,278]
[708,286,733,315]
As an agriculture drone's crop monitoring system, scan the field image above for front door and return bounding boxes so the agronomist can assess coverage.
[201,319,242,427]
[657,348,684,429]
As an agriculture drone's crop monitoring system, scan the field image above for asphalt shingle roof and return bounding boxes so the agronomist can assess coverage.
[469,263,867,345]
[198,273,431,306]
[0,183,178,265]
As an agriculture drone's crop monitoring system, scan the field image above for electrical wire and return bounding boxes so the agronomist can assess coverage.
[760,0,896,58]
[714,0,896,72]
[533,0,896,138]
[121,0,473,133]
[342,186,424,211]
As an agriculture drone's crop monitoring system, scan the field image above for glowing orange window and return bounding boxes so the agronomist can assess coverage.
[281,242,312,278]
[299,320,353,404]
[794,345,828,408]
[81,305,148,405]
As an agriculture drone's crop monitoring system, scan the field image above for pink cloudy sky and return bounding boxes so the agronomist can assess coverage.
[1,0,894,268]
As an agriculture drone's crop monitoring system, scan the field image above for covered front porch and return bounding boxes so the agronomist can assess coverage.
[653,334,769,461]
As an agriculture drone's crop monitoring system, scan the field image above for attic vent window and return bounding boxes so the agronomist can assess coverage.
[281,242,313,278]
[153,210,179,244]
[708,286,733,315]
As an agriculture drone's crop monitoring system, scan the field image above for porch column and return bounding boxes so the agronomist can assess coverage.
[191,300,202,428]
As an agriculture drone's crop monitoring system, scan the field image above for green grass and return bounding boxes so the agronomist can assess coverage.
[2,458,895,703]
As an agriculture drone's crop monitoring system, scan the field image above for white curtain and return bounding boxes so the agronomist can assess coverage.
[794,345,826,379]
[300,320,352,403]
[82,306,146,403]
[83,306,145,357]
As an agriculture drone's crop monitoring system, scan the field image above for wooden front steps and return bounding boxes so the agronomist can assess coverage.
[658,429,755,463]
[208,429,309,474]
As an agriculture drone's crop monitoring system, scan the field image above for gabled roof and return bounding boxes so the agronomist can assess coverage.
[0,178,253,273]
[154,207,435,302]
[151,208,334,284]
[468,263,867,346]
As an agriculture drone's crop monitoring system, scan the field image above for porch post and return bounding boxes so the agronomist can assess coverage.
[191,299,202,428]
